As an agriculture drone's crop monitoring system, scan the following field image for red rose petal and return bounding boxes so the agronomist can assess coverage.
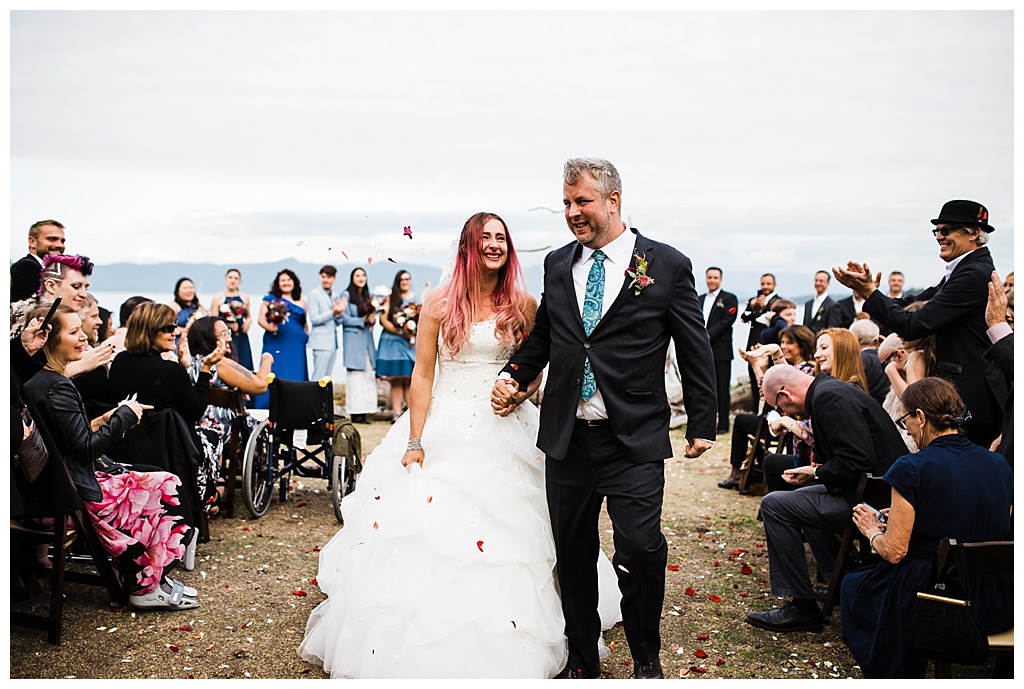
[716,658,726,666]
[387,257,397,263]
[169,645,180,652]
[426,495,433,503]
[179,625,193,631]
[714,561,721,567]
[312,546,321,552]
[374,495,380,500]
[294,589,308,597]
[697,634,709,640]
[297,501,308,507]
[732,549,743,555]
[373,521,379,529]
[477,540,485,552]
[689,666,706,674]
[667,564,680,571]
[709,595,722,603]
[695,649,708,658]
[739,592,749,597]
[685,587,695,596]
[312,578,318,587]
[741,563,753,575]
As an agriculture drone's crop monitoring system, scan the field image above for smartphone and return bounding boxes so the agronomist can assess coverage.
[858,502,887,524]
[39,296,62,332]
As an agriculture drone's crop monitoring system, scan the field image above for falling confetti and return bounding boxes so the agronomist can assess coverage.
[367,257,373,265]
[476,540,485,552]
[341,251,349,259]
[387,257,397,263]
[296,240,305,246]
[403,226,413,239]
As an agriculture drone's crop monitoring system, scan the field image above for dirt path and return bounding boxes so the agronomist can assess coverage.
[9,421,992,679]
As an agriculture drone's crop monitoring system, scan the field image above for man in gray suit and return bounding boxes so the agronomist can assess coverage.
[307,265,345,381]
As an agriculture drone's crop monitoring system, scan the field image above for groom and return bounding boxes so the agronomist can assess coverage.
[491,157,717,679]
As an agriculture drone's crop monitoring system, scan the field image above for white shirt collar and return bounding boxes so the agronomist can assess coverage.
[579,224,635,268]
[944,248,977,282]
[31,253,45,266]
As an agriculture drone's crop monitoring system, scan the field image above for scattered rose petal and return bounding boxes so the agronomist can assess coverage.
[367,257,373,264]
[312,578,318,586]
[297,501,307,507]
[374,495,380,500]
[716,659,726,666]
[741,563,753,575]
[732,549,743,555]
[511,620,516,628]
[709,595,722,603]
[179,625,193,631]
[312,546,320,552]
[695,649,708,658]
[168,645,180,652]
[697,634,709,640]
[689,666,706,674]
[476,540,484,552]
[685,587,695,596]
[667,564,679,572]
[714,561,721,567]
[341,251,349,259]
[293,589,308,597]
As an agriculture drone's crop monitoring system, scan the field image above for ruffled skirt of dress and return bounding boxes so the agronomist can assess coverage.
[298,396,571,678]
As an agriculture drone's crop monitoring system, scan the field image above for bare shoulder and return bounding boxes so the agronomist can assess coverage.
[422,290,444,320]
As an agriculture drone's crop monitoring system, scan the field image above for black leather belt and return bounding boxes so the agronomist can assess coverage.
[575,418,609,427]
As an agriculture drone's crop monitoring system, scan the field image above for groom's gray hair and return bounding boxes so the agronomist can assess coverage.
[564,157,622,199]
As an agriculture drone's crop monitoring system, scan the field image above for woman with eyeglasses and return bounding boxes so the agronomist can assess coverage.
[22,304,200,610]
[841,377,1012,678]
[109,302,226,506]
[880,302,937,452]
[185,316,272,515]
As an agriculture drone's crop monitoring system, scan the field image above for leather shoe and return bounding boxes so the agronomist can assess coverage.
[746,602,823,633]
[718,478,740,490]
[634,659,664,679]
[553,666,588,679]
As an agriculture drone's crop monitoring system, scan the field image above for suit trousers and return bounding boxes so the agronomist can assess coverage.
[546,421,667,675]
[759,485,853,600]
[729,413,759,468]
[747,363,761,412]
[311,349,337,382]
[714,360,731,432]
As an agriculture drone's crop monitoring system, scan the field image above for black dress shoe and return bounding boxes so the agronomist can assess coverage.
[634,659,664,679]
[553,666,587,679]
[718,478,740,490]
[746,601,823,632]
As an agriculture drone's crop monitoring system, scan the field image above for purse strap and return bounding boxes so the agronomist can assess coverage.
[933,539,973,602]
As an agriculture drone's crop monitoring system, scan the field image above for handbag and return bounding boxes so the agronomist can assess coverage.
[907,543,989,665]
[14,403,49,484]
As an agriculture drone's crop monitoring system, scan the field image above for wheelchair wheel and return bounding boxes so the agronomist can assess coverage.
[242,419,274,518]
[330,454,357,524]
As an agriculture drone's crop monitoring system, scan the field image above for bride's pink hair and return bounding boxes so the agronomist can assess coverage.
[437,212,528,356]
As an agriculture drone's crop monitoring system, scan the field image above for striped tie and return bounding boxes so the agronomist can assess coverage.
[580,250,607,401]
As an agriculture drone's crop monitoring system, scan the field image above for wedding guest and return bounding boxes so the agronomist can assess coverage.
[72,293,116,417]
[252,269,309,409]
[376,270,417,422]
[341,267,378,424]
[103,296,153,356]
[878,334,916,452]
[108,302,226,504]
[699,266,738,433]
[740,273,781,411]
[984,271,1013,465]
[814,327,868,391]
[849,319,890,405]
[308,265,346,382]
[22,304,200,610]
[803,270,836,334]
[10,253,93,339]
[186,316,272,514]
[1003,271,1013,290]
[97,306,113,343]
[759,298,798,345]
[169,277,205,350]
[209,268,254,370]
[841,378,1013,677]
[834,199,1007,446]
[746,365,905,633]
[887,271,905,299]
[10,219,65,302]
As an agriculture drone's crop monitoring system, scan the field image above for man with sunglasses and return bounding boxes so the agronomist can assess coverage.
[833,200,1008,447]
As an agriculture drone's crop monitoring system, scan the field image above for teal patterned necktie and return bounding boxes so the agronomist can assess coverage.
[581,249,607,401]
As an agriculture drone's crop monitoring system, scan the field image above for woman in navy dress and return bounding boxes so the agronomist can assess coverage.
[209,268,255,370]
[840,377,1013,678]
[341,267,378,424]
[375,270,416,422]
[251,269,309,410]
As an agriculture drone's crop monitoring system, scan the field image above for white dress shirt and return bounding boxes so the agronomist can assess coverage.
[702,288,721,326]
[943,248,978,283]
[573,226,636,420]
[811,291,829,316]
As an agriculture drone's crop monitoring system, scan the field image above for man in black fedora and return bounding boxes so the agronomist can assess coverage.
[491,157,717,679]
[833,200,1008,447]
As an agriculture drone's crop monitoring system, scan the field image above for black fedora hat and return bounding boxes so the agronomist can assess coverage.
[931,199,995,233]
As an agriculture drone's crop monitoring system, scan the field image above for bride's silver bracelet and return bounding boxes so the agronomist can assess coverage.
[406,438,423,452]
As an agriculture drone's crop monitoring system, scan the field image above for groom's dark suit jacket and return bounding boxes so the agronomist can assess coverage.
[503,229,717,463]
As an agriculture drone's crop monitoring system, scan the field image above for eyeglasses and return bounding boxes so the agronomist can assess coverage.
[215,330,231,339]
[157,324,178,334]
[895,410,914,430]
[931,226,965,237]
[771,385,786,409]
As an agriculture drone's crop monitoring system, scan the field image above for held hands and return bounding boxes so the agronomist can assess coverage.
[490,378,521,416]
[782,465,816,487]
[986,270,1008,328]
[20,316,50,356]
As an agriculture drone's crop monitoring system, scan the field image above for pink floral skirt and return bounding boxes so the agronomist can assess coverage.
[84,469,191,595]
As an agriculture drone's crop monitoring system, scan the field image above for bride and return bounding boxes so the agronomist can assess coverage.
[299,212,619,678]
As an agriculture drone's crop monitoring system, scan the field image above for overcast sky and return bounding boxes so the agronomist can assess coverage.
[9,10,1015,298]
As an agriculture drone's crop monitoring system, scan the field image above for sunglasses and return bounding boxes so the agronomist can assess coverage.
[931,226,965,237]
[156,324,178,334]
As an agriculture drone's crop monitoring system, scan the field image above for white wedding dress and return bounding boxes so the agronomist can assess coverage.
[298,320,620,678]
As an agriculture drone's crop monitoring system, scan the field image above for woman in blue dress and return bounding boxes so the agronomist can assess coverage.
[341,267,378,424]
[840,377,1013,678]
[169,277,205,351]
[376,270,416,422]
[251,269,309,410]
[209,268,255,370]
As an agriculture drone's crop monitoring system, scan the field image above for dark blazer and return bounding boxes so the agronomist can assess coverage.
[699,290,738,361]
[108,351,212,425]
[10,254,42,302]
[504,229,717,462]
[862,247,1007,440]
[828,296,891,335]
[808,374,907,496]
[860,347,890,406]
[984,333,1013,465]
[803,295,836,333]
[741,292,780,348]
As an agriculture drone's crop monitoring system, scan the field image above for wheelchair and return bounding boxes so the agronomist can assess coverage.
[241,375,359,524]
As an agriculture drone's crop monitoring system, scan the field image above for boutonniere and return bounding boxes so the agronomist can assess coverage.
[715,299,725,309]
[728,307,737,315]
[815,305,825,318]
[624,252,654,296]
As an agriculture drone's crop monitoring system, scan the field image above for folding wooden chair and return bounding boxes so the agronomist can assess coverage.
[207,387,247,519]
[915,538,1014,678]
[738,405,791,496]
[821,473,890,621]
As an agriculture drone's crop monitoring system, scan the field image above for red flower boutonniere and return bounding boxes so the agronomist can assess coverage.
[728,307,737,315]
[624,253,654,296]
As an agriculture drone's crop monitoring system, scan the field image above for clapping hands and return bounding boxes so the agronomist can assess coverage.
[832,261,882,299]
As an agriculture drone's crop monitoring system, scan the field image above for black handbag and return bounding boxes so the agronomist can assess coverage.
[907,543,989,665]
[14,403,49,484]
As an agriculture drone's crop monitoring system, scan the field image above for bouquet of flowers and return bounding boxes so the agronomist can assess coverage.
[266,299,290,326]
[219,301,248,324]
[370,294,389,314]
[393,302,421,343]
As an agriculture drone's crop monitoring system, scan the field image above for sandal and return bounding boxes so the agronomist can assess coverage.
[129,579,199,610]
[166,577,198,598]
